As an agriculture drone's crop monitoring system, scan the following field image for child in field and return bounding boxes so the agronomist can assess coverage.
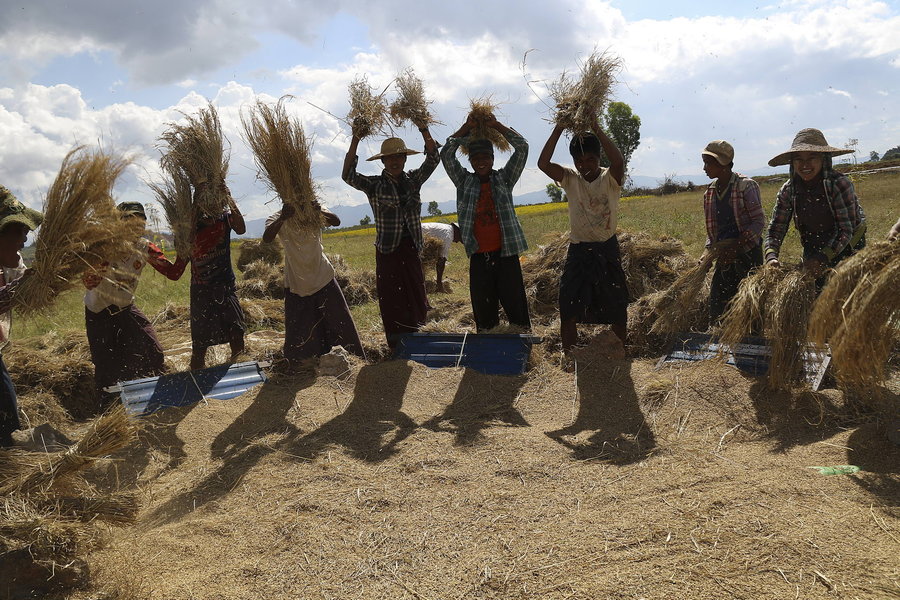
[441,114,530,332]
[0,186,41,446]
[82,202,185,397]
[697,141,766,321]
[342,128,439,348]
[537,122,628,359]
[263,202,365,367]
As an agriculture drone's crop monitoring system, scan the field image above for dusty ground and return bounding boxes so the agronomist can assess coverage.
[60,333,899,600]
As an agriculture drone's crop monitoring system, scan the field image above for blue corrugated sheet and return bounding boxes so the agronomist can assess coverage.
[394,333,539,375]
[110,361,268,416]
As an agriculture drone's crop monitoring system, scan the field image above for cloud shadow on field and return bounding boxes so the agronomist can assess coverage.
[421,369,529,446]
[546,358,655,465]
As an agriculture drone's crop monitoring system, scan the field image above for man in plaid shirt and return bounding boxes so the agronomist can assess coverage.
[342,129,439,348]
[441,114,530,332]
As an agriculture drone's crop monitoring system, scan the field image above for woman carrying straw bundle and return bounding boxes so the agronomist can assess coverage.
[537,120,628,362]
[764,128,866,287]
[82,202,185,400]
[341,127,439,349]
[698,140,766,321]
[0,187,42,447]
[263,203,365,368]
[441,113,531,332]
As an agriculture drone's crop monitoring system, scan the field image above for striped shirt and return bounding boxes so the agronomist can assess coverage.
[441,128,529,258]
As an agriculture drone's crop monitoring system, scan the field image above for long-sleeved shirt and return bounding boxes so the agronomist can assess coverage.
[703,173,765,251]
[441,128,528,258]
[764,169,866,263]
[342,148,440,253]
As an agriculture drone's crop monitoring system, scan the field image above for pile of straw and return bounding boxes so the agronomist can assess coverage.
[236,260,285,300]
[13,147,135,315]
[421,235,444,269]
[330,254,376,306]
[347,76,388,139]
[147,163,194,258]
[158,101,230,218]
[718,267,816,390]
[550,51,622,133]
[646,255,713,336]
[242,97,324,231]
[458,96,510,156]
[389,68,437,129]
[237,238,283,272]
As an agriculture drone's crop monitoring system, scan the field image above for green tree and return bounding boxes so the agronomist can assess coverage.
[598,102,641,179]
[870,151,880,162]
[427,200,442,216]
[545,183,566,203]
[359,215,372,226]
[883,146,900,161]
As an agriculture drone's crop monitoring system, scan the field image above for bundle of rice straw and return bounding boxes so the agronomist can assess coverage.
[329,254,377,306]
[242,97,324,232]
[147,163,194,258]
[647,253,714,336]
[389,68,437,129]
[719,267,816,390]
[347,75,389,139]
[13,147,135,315]
[158,101,230,218]
[550,51,622,133]
[420,235,444,269]
[237,238,283,272]
[458,96,510,156]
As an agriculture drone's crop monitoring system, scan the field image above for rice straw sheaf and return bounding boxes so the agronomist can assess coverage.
[550,51,622,133]
[347,76,389,139]
[242,97,324,232]
[808,239,897,346]
[237,238,283,272]
[717,266,785,350]
[40,492,140,525]
[389,68,437,129]
[458,96,510,156]
[159,101,230,217]
[13,147,134,316]
[420,235,444,269]
[647,254,714,336]
[1,407,136,496]
[147,163,194,258]
[825,254,899,389]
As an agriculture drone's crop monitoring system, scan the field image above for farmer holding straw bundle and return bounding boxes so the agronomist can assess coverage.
[538,121,628,358]
[442,113,531,332]
[81,202,185,399]
[765,128,866,287]
[421,221,461,293]
[0,187,41,447]
[698,140,766,321]
[342,127,439,349]
[263,202,365,367]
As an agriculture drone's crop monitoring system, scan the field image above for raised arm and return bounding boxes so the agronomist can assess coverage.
[441,118,475,187]
[226,194,246,235]
[537,123,566,183]
[146,242,188,280]
[591,122,624,186]
[491,118,528,187]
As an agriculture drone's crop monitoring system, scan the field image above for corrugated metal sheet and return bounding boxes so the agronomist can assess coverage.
[109,361,269,416]
[394,333,540,375]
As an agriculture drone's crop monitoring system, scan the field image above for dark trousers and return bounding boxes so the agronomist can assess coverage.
[284,279,366,361]
[375,237,428,348]
[710,245,763,322]
[469,251,531,332]
[0,355,19,446]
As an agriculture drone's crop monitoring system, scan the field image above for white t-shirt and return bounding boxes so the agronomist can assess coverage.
[560,167,622,243]
[421,222,455,258]
[0,255,26,349]
[84,239,152,313]
[267,211,335,297]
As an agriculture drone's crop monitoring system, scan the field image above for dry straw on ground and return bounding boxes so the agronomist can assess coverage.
[420,235,444,269]
[347,76,389,139]
[158,101,230,218]
[237,238,283,272]
[147,163,194,258]
[458,96,511,156]
[236,260,285,300]
[647,254,713,336]
[13,147,134,316]
[242,97,324,231]
[550,51,622,133]
[388,68,437,129]
[329,254,377,307]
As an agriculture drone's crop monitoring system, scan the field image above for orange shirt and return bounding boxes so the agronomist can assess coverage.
[473,181,502,253]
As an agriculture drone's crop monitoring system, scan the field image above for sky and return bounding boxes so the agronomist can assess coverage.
[1,0,898,224]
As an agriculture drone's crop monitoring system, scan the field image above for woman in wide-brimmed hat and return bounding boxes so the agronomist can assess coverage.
[764,128,866,281]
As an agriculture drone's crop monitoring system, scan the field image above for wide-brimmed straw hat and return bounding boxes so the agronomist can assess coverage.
[0,185,43,232]
[366,137,421,161]
[768,128,853,167]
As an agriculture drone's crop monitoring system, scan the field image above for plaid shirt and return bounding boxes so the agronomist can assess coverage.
[703,173,765,251]
[441,128,529,258]
[764,169,866,262]
[342,149,440,253]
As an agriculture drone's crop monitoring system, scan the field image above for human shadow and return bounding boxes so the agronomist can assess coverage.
[748,379,846,453]
[287,361,416,463]
[845,388,900,508]
[421,369,529,446]
[140,371,316,527]
[546,357,656,465]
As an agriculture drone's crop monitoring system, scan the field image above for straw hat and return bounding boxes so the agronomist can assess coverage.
[366,137,421,161]
[0,185,43,232]
[768,128,853,167]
